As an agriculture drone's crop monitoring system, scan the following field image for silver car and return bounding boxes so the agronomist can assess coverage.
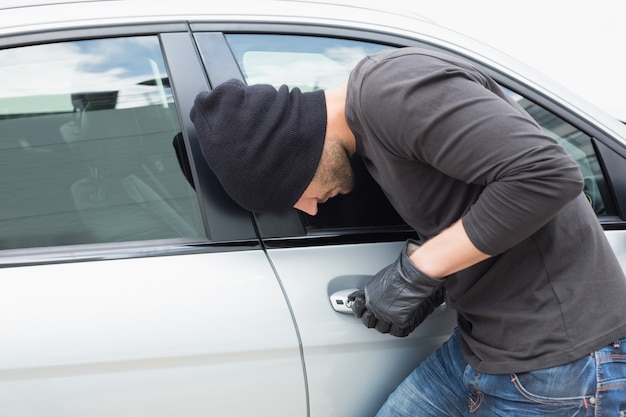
[1,1,625,416]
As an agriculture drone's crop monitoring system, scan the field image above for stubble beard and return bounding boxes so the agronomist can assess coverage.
[317,138,355,195]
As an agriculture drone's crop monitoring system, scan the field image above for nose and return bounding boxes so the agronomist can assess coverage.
[293,197,318,216]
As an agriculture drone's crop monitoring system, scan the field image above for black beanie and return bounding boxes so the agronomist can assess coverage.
[190,79,327,214]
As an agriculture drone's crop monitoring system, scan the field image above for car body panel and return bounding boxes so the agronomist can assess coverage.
[267,241,455,415]
[606,230,626,270]
[0,251,306,416]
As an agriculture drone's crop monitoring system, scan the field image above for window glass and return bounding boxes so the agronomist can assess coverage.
[0,36,203,250]
[225,34,390,92]
[223,34,612,234]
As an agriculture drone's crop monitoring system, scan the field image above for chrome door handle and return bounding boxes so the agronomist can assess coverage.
[330,288,448,315]
[329,288,359,313]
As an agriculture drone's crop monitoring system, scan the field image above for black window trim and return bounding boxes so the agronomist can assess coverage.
[161,30,258,242]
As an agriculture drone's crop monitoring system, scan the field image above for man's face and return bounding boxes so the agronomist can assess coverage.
[293,138,354,215]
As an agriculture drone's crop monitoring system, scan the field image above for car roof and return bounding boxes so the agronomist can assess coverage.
[0,0,105,8]
[0,0,517,75]
[0,1,449,50]
[0,0,433,27]
[0,0,482,69]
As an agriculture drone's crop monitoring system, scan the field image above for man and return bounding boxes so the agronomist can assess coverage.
[190,47,626,416]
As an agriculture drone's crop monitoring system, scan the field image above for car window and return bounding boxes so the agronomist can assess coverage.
[0,36,204,250]
[225,34,391,92]
[224,34,406,232]
[223,34,614,235]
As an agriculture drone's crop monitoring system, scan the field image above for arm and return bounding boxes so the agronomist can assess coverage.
[357,55,584,256]
[409,218,490,279]
[349,218,489,336]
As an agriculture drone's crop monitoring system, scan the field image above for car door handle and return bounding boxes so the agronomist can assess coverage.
[329,288,359,313]
[330,288,448,315]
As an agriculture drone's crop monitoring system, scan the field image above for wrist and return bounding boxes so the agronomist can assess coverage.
[407,219,491,279]
[408,248,444,280]
[401,241,443,286]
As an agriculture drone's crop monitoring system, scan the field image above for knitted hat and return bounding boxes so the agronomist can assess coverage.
[190,79,327,214]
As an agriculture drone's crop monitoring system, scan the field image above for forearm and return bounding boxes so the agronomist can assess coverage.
[409,218,490,279]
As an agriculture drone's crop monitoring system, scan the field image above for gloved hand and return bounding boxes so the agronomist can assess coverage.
[347,239,446,337]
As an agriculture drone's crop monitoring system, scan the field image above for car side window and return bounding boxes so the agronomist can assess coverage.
[502,88,614,216]
[0,36,204,250]
[225,34,391,92]
[223,34,613,234]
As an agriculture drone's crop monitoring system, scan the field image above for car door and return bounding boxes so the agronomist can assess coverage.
[192,30,458,416]
[0,27,306,416]
[193,27,626,417]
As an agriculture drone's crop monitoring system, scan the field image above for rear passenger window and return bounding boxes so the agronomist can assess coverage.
[0,36,203,250]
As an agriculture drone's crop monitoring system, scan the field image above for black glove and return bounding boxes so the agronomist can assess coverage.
[348,239,446,337]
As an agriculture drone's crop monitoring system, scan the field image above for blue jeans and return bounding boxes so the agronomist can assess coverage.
[376,330,626,416]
